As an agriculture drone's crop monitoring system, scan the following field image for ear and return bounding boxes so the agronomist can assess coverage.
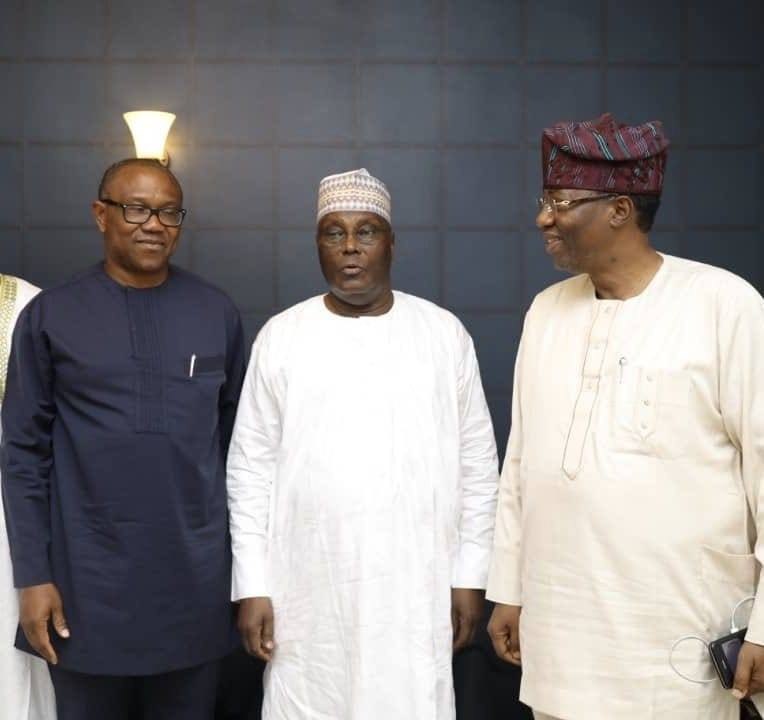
[609,196,634,229]
[92,200,107,232]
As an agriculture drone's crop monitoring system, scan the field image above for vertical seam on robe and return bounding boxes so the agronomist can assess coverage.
[127,288,166,434]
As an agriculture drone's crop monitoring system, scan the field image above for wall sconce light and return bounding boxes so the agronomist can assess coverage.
[123,111,176,167]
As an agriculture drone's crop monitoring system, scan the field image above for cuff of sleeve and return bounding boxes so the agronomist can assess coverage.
[451,542,490,589]
[231,541,270,602]
[484,547,522,606]
[13,557,52,589]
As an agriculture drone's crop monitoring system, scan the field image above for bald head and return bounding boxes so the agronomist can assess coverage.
[98,158,183,204]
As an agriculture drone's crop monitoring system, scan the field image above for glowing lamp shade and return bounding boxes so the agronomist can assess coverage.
[123,111,176,166]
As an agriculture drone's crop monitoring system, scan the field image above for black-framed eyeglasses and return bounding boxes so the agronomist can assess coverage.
[319,224,387,247]
[99,198,187,227]
[536,194,617,214]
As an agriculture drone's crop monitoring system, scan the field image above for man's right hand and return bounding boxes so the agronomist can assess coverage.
[19,582,69,665]
[238,597,275,662]
[487,603,522,666]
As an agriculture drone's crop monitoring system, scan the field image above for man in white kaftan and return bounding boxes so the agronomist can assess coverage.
[0,274,56,720]
[486,114,764,720]
[227,169,499,720]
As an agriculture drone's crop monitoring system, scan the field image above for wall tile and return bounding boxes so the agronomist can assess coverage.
[0,147,22,226]
[195,64,274,143]
[606,0,681,63]
[25,146,113,226]
[525,67,603,143]
[0,0,22,58]
[687,69,762,145]
[445,149,520,226]
[25,63,107,142]
[686,150,759,227]
[527,0,601,62]
[24,0,106,58]
[0,229,22,277]
[0,64,21,140]
[277,230,326,307]
[24,228,100,288]
[458,312,522,392]
[194,230,275,311]
[391,230,440,302]
[360,0,440,59]
[444,0,522,60]
[274,0,357,59]
[278,147,356,227]
[360,65,439,143]
[687,0,762,63]
[192,148,273,227]
[606,68,681,144]
[444,231,521,309]
[360,149,440,227]
[277,65,354,143]
[444,66,521,144]
[109,0,191,59]
[195,0,272,59]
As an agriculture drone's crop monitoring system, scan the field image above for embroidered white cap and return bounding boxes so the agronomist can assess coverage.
[316,168,391,223]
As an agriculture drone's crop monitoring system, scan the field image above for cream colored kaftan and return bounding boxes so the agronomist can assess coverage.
[487,254,764,720]
[0,275,56,720]
[227,291,498,720]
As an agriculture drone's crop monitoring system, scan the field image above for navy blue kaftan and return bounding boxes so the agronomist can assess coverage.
[1,264,246,675]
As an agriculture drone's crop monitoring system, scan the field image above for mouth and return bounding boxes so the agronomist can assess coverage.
[340,264,364,277]
[135,239,166,251]
[543,235,563,255]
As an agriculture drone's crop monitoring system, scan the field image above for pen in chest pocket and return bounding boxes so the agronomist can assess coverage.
[619,356,628,383]
[189,354,196,378]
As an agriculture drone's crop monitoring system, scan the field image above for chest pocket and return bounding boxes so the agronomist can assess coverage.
[611,365,693,459]
[167,355,226,437]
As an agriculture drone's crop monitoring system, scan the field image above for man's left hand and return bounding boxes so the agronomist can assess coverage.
[732,640,764,699]
[451,588,483,653]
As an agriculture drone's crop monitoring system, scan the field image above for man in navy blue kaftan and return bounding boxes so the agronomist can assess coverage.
[1,159,246,720]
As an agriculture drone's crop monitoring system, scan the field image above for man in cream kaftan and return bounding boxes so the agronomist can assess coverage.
[0,275,56,720]
[487,115,764,719]
[227,169,498,720]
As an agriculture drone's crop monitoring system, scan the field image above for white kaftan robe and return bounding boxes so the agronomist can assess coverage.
[487,254,764,719]
[0,275,56,720]
[227,291,498,720]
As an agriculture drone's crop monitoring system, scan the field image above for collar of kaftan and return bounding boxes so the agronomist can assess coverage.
[0,274,18,403]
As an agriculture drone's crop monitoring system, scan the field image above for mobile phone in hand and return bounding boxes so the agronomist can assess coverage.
[708,627,747,689]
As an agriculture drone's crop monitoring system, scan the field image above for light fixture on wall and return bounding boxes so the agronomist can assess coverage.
[123,111,176,167]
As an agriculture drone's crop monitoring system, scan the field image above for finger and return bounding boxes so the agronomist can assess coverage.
[261,611,275,659]
[453,615,469,652]
[508,625,521,660]
[29,621,57,665]
[732,650,753,699]
[51,605,70,639]
[487,625,516,665]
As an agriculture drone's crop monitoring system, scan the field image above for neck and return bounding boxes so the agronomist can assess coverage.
[324,288,394,317]
[587,239,663,300]
[103,260,169,289]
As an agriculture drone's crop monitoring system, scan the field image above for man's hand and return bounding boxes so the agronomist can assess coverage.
[19,583,69,665]
[451,588,483,653]
[238,597,275,662]
[487,603,521,666]
[732,640,764,699]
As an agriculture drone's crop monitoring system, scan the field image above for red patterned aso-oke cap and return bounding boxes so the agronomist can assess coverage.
[542,113,670,196]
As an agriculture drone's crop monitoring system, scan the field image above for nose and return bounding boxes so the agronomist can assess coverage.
[341,233,360,253]
[141,210,164,232]
[536,206,554,230]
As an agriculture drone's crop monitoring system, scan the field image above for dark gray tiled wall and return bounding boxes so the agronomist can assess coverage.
[1,0,762,458]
